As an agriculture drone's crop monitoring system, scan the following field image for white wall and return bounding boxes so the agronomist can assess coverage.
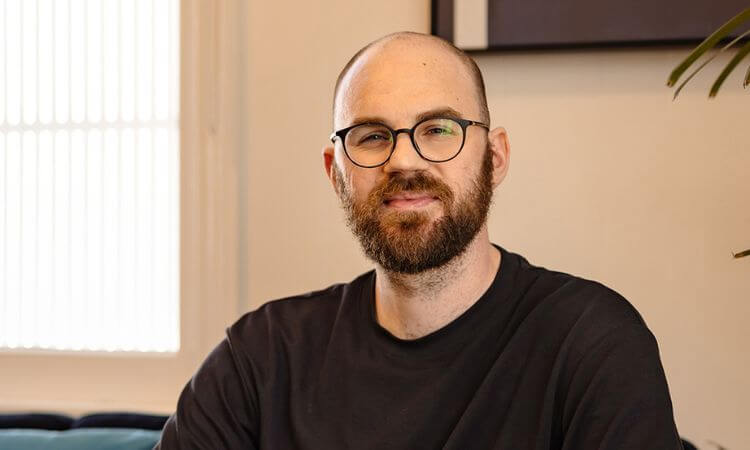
[243,1,749,449]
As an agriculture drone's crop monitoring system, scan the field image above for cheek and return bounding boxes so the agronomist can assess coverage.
[350,176,379,203]
[342,167,381,203]
[437,166,470,196]
[448,148,487,192]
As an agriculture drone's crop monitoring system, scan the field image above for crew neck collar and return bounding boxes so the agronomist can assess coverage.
[358,244,520,361]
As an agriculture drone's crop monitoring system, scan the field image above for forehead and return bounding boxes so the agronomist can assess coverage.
[334,38,480,129]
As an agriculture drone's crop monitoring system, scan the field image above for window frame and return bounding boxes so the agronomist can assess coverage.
[0,0,248,415]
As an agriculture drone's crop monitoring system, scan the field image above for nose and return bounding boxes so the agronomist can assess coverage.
[383,130,430,174]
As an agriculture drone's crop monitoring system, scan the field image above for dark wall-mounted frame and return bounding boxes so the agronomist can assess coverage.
[432,0,748,51]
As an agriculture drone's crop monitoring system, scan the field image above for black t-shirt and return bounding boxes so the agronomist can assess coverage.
[156,246,683,449]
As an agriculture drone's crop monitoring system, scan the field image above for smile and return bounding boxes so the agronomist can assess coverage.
[383,193,439,210]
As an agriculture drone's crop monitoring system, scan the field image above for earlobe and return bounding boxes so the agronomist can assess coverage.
[488,127,510,187]
[322,145,339,194]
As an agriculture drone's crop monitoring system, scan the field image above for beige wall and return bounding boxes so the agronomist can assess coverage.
[480,49,749,449]
[244,1,749,449]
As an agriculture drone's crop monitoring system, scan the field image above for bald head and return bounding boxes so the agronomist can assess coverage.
[332,32,490,126]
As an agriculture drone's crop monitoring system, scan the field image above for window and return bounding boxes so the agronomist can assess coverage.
[0,0,180,352]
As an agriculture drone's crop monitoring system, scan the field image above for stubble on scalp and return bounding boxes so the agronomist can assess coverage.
[332,32,491,126]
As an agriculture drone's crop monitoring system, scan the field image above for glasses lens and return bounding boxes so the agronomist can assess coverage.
[344,124,394,167]
[414,118,464,162]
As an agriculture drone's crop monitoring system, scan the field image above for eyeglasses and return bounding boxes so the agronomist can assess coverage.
[329,117,489,168]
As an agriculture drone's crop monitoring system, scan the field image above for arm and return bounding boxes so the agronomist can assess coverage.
[155,337,260,450]
[561,324,683,450]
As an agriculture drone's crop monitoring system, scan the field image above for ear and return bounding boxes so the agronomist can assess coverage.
[322,145,340,195]
[487,126,510,188]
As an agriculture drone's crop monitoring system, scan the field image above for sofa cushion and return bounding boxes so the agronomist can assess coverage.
[0,413,73,431]
[72,412,169,431]
[0,428,161,450]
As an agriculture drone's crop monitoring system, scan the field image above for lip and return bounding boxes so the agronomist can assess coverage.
[383,192,439,209]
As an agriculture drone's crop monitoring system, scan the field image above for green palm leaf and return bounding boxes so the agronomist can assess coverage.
[667,7,750,87]
[709,40,750,96]
[672,29,750,99]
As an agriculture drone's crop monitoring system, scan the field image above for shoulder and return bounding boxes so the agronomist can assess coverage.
[505,251,668,394]
[237,281,347,328]
[507,249,651,350]
[225,271,373,359]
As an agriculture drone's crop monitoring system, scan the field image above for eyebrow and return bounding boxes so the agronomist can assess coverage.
[349,107,465,128]
[415,107,464,123]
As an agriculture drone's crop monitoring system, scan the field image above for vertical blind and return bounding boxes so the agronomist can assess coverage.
[0,0,179,352]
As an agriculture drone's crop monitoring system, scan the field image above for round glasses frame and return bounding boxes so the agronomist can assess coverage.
[329,117,489,168]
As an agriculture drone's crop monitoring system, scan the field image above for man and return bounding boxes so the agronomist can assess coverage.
[157,32,683,449]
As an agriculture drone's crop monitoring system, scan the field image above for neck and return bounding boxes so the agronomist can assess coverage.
[373,228,501,340]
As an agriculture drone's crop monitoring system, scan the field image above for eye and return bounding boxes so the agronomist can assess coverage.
[357,132,391,145]
[362,133,389,141]
[425,126,454,136]
[417,118,461,138]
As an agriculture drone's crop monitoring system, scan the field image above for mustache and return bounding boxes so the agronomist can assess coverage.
[369,172,454,205]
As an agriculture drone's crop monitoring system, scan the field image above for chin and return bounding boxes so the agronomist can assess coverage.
[380,211,440,233]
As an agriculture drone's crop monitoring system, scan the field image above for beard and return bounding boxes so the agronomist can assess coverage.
[333,146,494,274]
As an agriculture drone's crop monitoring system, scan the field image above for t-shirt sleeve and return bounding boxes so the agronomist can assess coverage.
[155,335,260,450]
[560,323,683,450]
